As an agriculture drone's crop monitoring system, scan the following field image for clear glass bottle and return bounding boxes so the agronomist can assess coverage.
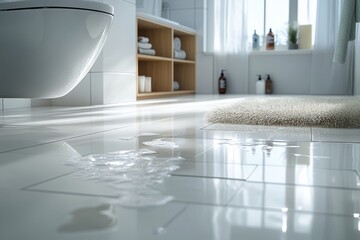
[252,30,259,50]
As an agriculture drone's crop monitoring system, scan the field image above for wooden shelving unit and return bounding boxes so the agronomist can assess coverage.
[136,15,196,99]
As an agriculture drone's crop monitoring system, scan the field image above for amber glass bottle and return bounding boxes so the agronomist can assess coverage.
[218,70,226,94]
[265,74,273,94]
[266,28,275,50]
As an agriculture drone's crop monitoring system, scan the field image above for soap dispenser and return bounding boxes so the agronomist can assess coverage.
[218,70,227,94]
[256,75,265,94]
[265,74,273,94]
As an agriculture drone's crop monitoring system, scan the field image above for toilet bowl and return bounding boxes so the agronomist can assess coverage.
[0,0,114,98]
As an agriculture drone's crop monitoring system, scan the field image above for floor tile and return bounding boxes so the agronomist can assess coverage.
[172,162,257,180]
[202,124,312,142]
[247,165,360,189]
[196,141,360,171]
[157,205,360,240]
[312,128,360,143]
[229,182,360,215]
[0,189,187,240]
[29,173,244,206]
[153,176,244,205]
[0,152,75,189]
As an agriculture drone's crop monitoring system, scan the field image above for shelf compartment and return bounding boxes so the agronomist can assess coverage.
[136,16,196,100]
[173,62,196,91]
[173,29,196,61]
[138,61,172,93]
[138,18,172,58]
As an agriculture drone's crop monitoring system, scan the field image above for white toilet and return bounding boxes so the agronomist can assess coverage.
[0,0,114,98]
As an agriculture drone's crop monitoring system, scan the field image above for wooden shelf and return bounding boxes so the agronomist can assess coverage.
[138,54,172,62]
[137,15,196,100]
[173,59,196,64]
[137,90,195,99]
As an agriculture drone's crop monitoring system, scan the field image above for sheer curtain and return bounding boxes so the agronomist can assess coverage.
[310,0,355,95]
[209,0,249,94]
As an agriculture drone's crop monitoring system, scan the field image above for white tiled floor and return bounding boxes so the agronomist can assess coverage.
[1,95,360,240]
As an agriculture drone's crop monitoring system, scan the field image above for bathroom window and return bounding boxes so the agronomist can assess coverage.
[247,0,317,49]
[206,0,317,52]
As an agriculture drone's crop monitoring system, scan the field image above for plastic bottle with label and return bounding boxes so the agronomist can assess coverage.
[256,75,265,94]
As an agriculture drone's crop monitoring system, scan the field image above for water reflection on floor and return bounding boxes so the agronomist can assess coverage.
[0,95,360,239]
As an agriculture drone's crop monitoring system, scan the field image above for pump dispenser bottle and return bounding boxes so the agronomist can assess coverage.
[265,74,273,94]
[256,75,265,94]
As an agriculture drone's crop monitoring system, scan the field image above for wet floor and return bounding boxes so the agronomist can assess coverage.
[0,95,360,240]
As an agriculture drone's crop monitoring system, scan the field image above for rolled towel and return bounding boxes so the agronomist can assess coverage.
[174,37,181,51]
[174,50,186,60]
[138,42,152,49]
[139,48,156,55]
[173,81,180,91]
[138,36,150,43]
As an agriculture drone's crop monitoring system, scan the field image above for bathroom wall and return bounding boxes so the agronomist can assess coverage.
[165,0,314,95]
[163,0,214,94]
[248,52,313,94]
[52,0,137,106]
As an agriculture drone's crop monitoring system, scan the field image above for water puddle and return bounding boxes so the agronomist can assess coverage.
[59,204,116,232]
[67,149,183,208]
[143,138,180,150]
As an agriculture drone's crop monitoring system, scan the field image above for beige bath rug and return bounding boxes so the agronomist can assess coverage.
[206,96,360,128]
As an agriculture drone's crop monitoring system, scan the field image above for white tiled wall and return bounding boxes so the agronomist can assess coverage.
[249,53,313,95]
[52,0,137,106]
[52,74,92,106]
[3,99,31,109]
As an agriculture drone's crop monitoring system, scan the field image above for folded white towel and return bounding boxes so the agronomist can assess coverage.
[138,42,152,49]
[174,50,186,60]
[139,48,156,55]
[174,37,181,51]
[138,36,150,43]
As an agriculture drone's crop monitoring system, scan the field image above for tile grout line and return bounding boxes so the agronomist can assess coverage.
[170,173,247,182]
[21,170,79,190]
[22,188,119,199]
[245,180,360,191]
[172,200,359,218]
